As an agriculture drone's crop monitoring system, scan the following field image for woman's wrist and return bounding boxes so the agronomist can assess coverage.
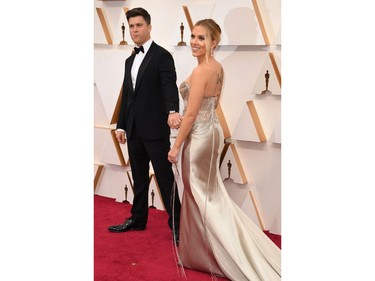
[172,144,180,151]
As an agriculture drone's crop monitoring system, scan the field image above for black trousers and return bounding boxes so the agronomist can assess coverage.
[127,123,181,230]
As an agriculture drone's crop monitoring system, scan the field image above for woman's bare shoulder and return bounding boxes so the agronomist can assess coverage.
[190,66,207,83]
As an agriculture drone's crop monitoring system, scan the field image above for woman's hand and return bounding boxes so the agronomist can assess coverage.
[168,146,180,164]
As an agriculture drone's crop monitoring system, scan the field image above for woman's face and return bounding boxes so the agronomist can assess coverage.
[190,25,207,58]
[128,16,151,46]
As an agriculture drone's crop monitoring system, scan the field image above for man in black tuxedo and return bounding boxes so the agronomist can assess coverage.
[108,7,182,244]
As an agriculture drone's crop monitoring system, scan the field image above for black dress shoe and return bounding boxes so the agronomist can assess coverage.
[108,218,146,233]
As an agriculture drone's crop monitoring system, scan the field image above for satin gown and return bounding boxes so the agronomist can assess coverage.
[177,80,281,281]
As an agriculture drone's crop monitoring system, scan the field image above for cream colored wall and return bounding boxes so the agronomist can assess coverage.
[94,0,281,234]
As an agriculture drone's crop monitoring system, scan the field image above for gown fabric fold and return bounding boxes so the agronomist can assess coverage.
[177,81,281,281]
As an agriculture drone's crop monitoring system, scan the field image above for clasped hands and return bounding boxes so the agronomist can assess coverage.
[168,112,183,129]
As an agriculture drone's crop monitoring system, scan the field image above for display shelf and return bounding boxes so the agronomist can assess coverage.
[94,43,135,48]
[94,124,116,130]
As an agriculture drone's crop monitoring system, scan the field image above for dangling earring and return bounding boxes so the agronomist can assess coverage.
[210,47,214,56]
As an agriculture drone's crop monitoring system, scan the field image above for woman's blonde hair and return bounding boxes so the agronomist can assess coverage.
[194,19,221,62]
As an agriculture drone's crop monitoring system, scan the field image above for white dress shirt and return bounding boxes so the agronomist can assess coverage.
[131,38,153,90]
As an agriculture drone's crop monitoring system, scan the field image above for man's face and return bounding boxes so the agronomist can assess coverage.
[128,16,151,46]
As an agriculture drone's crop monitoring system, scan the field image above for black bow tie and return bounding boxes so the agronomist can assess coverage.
[134,45,144,54]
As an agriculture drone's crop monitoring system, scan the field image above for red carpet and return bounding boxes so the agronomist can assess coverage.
[94,195,281,281]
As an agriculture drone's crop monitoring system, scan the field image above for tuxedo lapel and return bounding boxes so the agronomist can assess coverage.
[126,55,135,95]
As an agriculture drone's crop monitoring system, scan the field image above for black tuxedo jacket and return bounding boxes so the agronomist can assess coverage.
[117,41,179,140]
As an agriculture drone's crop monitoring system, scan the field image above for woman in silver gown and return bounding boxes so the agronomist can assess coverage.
[168,19,281,281]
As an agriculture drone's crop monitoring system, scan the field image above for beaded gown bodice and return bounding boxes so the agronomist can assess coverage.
[179,81,219,133]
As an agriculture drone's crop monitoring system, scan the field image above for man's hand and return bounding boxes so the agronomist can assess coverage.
[115,130,126,144]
